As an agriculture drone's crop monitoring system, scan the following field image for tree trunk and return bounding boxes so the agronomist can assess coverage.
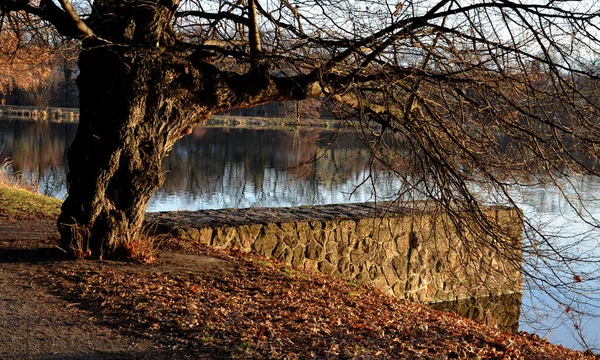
[57,46,202,259]
[55,0,301,259]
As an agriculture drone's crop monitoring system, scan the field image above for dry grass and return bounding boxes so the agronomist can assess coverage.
[66,223,92,260]
[124,233,159,264]
[0,159,37,192]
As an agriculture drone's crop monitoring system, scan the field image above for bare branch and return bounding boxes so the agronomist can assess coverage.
[56,0,94,38]
[247,0,261,57]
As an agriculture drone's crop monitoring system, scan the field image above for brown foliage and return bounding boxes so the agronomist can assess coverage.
[38,238,598,359]
[0,28,56,101]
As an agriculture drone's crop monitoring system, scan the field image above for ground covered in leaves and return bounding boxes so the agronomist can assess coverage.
[20,236,599,359]
[0,188,598,359]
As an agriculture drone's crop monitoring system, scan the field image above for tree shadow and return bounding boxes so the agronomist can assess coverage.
[0,247,69,263]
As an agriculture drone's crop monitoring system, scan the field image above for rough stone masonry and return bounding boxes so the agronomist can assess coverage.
[146,202,523,303]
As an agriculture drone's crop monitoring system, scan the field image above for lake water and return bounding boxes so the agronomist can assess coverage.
[0,119,401,209]
[1,117,599,352]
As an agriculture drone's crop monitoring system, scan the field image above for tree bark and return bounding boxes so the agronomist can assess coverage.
[57,46,203,259]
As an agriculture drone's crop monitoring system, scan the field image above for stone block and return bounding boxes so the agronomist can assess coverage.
[337,257,350,274]
[252,233,279,257]
[325,240,337,254]
[186,227,200,240]
[309,221,323,233]
[212,227,225,247]
[350,248,368,263]
[371,276,389,293]
[318,261,336,276]
[304,259,318,272]
[310,221,324,244]
[325,252,339,266]
[390,256,408,280]
[294,222,310,245]
[173,228,190,240]
[323,222,337,244]
[291,245,305,267]
[237,224,260,249]
[222,227,238,247]
[330,269,343,279]
[356,269,370,283]
[355,237,367,251]
[198,227,213,246]
[369,264,383,281]
[277,246,293,264]
[382,264,400,286]
[405,273,420,292]
[266,222,286,239]
[272,241,290,259]
[356,219,375,239]
[393,233,410,252]
[282,233,299,249]
[371,246,387,264]
[305,241,324,260]
[213,226,238,248]
[339,220,355,245]
[338,245,351,257]
[391,281,404,296]
[408,247,421,266]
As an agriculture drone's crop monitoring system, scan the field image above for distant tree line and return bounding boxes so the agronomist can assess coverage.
[2,58,79,108]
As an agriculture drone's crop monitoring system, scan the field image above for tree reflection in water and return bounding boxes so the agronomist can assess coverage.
[0,118,400,209]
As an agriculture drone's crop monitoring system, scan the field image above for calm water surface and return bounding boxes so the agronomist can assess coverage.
[0,119,400,209]
[1,118,599,352]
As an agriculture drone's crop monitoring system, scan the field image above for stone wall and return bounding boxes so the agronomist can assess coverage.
[147,202,523,303]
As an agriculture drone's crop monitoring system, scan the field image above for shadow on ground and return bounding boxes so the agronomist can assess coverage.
[0,247,68,263]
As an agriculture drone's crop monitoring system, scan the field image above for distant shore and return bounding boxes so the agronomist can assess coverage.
[0,105,347,128]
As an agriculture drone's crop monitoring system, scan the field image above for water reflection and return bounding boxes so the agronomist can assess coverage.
[0,118,402,207]
[0,118,72,197]
[155,127,400,210]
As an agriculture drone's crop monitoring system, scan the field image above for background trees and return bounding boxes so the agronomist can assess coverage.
[0,16,78,107]
[0,28,53,105]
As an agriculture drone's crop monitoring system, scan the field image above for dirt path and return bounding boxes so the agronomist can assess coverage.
[0,220,169,359]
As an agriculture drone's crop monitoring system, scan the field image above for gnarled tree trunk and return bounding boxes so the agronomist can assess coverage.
[57,45,204,258]
[54,1,304,258]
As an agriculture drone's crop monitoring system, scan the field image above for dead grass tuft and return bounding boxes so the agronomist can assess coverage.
[68,224,92,260]
[124,238,156,264]
[123,229,166,264]
[0,159,38,193]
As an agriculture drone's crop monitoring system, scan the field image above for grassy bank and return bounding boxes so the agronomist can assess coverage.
[0,159,62,219]
[0,186,62,219]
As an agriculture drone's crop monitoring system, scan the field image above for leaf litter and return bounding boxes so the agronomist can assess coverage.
[36,237,600,359]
